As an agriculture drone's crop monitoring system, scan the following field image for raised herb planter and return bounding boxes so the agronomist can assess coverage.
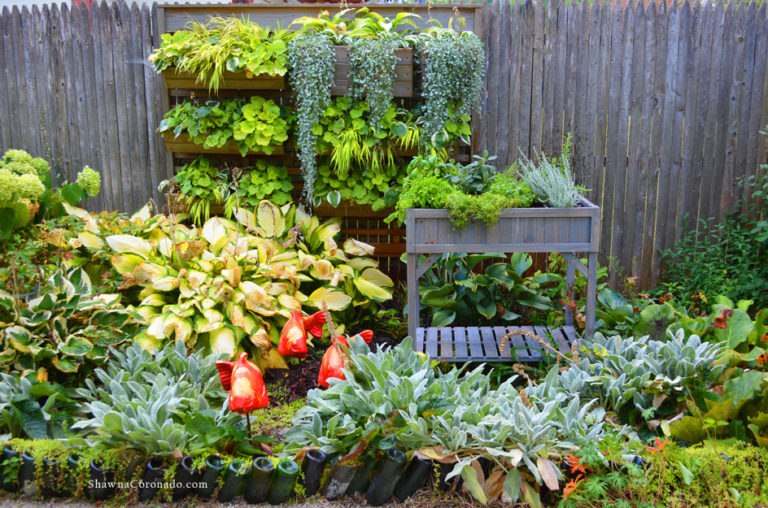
[161,68,285,91]
[331,46,413,97]
[162,132,285,156]
[405,197,601,360]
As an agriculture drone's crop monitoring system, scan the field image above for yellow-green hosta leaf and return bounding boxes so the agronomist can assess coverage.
[278,293,301,311]
[307,287,352,311]
[163,315,193,344]
[77,231,104,249]
[210,326,237,357]
[297,251,315,270]
[134,331,164,352]
[187,270,208,289]
[157,238,174,257]
[151,276,179,292]
[343,238,375,257]
[140,294,167,307]
[347,257,378,271]
[241,315,258,335]
[271,251,299,263]
[312,259,335,280]
[134,305,160,322]
[250,328,271,349]
[106,234,153,258]
[257,200,286,238]
[353,268,394,301]
[146,314,167,339]
[232,207,257,230]
[202,217,228,246]
[110,253,144,275]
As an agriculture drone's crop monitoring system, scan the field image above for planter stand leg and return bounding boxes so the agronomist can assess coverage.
[564,254,576,326]
[407,253,419,342]
[585,252,598,339]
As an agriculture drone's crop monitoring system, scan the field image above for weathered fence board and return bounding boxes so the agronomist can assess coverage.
[0,0,766,288]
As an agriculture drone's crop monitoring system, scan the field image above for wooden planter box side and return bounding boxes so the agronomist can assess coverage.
[161,132,285,156]
[161,68,286,91]
[331,46,413,97]
[406,198,601,254]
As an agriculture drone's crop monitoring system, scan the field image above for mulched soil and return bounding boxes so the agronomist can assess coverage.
[263,333,401,402]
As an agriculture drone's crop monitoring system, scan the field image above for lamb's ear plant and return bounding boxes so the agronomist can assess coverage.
[287,32,335,206]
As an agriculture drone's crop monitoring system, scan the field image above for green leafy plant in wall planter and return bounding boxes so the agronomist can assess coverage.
[171,157,294,225]
[159,97,289,156]
[315,97,421,179]
[150,17,292,92]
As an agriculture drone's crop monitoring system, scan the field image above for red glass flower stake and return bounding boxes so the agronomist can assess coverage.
[318,330,373,388]
[216,352,269,439]
[277,309,326,379]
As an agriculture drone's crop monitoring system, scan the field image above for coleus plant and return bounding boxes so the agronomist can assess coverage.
[159,96,290,156]
[64,201,393,369]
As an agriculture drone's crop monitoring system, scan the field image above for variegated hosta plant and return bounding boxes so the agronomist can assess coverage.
[97,200,393,367]
[0,267,139,381]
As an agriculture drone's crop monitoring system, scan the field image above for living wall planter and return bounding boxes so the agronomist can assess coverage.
[162,132,285,156]
[331,46,413,97]
[405,198,601,360]
[161,68,285,91]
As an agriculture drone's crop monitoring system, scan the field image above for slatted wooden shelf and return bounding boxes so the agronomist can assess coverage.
[414,325,581,362]
[331,46,413,97]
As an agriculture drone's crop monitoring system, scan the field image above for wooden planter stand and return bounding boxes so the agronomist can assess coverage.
[406,197,600,362]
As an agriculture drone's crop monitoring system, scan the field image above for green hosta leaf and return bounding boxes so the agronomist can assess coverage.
[52,356,79,373]
[421,285,456,307]
[326,190,341,207]
[60,337,94,357]
[0,207,15,240]
[431,309,456,328]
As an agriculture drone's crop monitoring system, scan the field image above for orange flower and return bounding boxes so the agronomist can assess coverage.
[563,475,584,500]
[760,333,768,344]
[659,293,673,304]
[757,354,768,366]
[566,453,590,475]
[713,309,734,330]
[646,437,672,454]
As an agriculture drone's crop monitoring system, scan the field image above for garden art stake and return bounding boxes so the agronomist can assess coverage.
[216,352,269,439]
[277,309,326,379]
[318,330,374,387]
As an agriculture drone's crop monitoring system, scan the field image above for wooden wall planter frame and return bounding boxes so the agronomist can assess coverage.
[162,132,285,156]
[155,4,483,270]
[161,68,286,91]
[406,197,601,362]
[331,46,413,97]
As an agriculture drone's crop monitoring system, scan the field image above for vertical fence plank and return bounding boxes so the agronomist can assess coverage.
[572,0,590,186]
[622,1,646,276]
[518,0,534,157]
[484,0,499,156]
[496,1,511,164]
[745,4,768,209]
[593,0,612,224]
[733,2,758,208]
[530,0,545,152]
[0,11,11,151]
[506,0,522,161]
[582,0,600,199]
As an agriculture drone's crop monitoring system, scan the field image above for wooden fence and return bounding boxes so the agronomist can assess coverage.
[479,0,768,286]
[0,0,766,287]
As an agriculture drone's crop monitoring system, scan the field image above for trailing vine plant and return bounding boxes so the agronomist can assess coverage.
[348,35,401,130]
[421,27,485,143]
[287,32,335,206]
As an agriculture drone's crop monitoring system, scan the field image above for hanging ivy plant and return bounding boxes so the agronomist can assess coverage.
[287,32,335,207]
[348,34,401,130]
[421,30,485,143]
